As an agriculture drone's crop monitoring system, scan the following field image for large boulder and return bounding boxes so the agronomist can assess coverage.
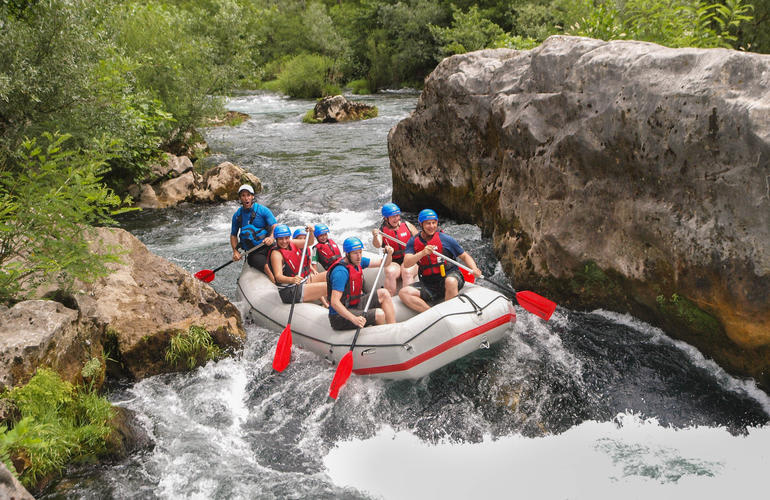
[0,227,246,386]
[72,227,246,380]
[389,36,770,387]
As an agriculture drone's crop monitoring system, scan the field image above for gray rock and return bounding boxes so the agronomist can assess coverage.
[389,36,770,386]
[0,462,34,500]
[0,300,101,391]
[312,95,376,123]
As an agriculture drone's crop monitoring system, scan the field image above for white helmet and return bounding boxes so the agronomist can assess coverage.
[238,184,254,195]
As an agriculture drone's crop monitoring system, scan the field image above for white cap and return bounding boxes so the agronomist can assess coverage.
[238,184,254,195]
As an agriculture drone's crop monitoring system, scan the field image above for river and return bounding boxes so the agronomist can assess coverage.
[44,92,770,499]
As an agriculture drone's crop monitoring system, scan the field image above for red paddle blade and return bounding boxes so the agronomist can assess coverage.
[194,269,215,283]
[328,351,354,399]
[516,291,557,321]
[459,267,476,284]
[272,325,292,372]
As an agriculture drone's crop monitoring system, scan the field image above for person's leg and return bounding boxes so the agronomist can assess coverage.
[302,282,327,302]
[383,262,400,296]
[376,288,395,323]
[398,285,430,313]
[401,264,418,287]
[444,276,459,301]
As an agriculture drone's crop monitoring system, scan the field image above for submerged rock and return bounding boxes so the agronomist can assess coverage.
[389,36,770,387]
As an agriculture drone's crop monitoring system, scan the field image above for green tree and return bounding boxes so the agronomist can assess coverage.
[430,5,506,56]
[0,133,127,304]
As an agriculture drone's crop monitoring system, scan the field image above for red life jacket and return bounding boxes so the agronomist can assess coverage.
[380,220,411,261]
[413,231,445,278]
[271,243,311,278]
[315,238,341,270]
[326,257,364,309]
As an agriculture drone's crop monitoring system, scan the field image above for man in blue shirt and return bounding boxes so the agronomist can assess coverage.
[230,184,277,281]
[399,209,483,313]
[327,237,396,330]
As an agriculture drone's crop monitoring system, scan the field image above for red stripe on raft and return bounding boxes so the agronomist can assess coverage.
[353,313,514,375]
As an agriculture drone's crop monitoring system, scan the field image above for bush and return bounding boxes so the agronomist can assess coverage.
[0,369,114,489]
[273,53,340,98]
[347,79,372,95]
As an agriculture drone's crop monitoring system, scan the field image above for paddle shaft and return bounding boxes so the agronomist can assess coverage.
[346,251,389,351]
[378,230,479,277]
[285,232,312,325]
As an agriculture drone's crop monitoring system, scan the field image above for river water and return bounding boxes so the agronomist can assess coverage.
[45,92,770,499]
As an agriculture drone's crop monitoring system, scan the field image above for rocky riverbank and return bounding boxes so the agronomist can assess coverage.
[389,36,770,388]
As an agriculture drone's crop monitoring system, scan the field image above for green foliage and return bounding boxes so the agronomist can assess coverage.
[0,133,130,304]
[347,79,372,95]
[165,325,222,370]
[0,369,113,488]
[271,53,342,98]
[561,0,755,49]
[430,6,506,56]
[303,109,321,124]
[656,292,722,333]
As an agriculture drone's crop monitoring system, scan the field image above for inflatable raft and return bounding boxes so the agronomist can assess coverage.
[236,258,516,379]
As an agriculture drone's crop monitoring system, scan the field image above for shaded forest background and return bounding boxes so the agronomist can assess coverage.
[0,0,767,303]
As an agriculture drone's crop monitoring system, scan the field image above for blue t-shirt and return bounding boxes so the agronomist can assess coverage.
[328,256,371,316]
[404,232,464,262]
[230,204,277,241]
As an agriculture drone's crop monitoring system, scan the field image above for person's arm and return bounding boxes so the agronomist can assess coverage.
[370,245,394,267]
[405,221,419,236]
[458,252,483,277]
[371,228,383,248]
[263,223,277,247]
[271,251,301,285]
[231,234,242,261]
[305,225,315,246]
[403,238,432,268]
[331,290,366,328]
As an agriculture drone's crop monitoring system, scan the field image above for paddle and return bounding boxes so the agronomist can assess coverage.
[379,230,556,321]
[194,242,265,283]
[272,232,312,372]
[328,251,389,400]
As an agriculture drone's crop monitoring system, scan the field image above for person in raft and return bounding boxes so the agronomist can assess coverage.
[313,223,342,270]
[231,184,276,282]
[292,227,314,267]
[269,224,328,304]
[327,237,396,330]
[371,202,419,296]
[398,209,483,312]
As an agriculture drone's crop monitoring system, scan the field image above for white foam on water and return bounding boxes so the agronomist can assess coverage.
[323,413,770,500]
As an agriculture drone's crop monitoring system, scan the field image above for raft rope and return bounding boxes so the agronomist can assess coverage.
[238,277,512,350]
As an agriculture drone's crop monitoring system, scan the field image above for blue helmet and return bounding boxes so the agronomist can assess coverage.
[274,224,291,238]
[314,224,330,237]
[343,236,364,253]
[418,209,438,225]
[381,203,401,218]
[293,228,306,238]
